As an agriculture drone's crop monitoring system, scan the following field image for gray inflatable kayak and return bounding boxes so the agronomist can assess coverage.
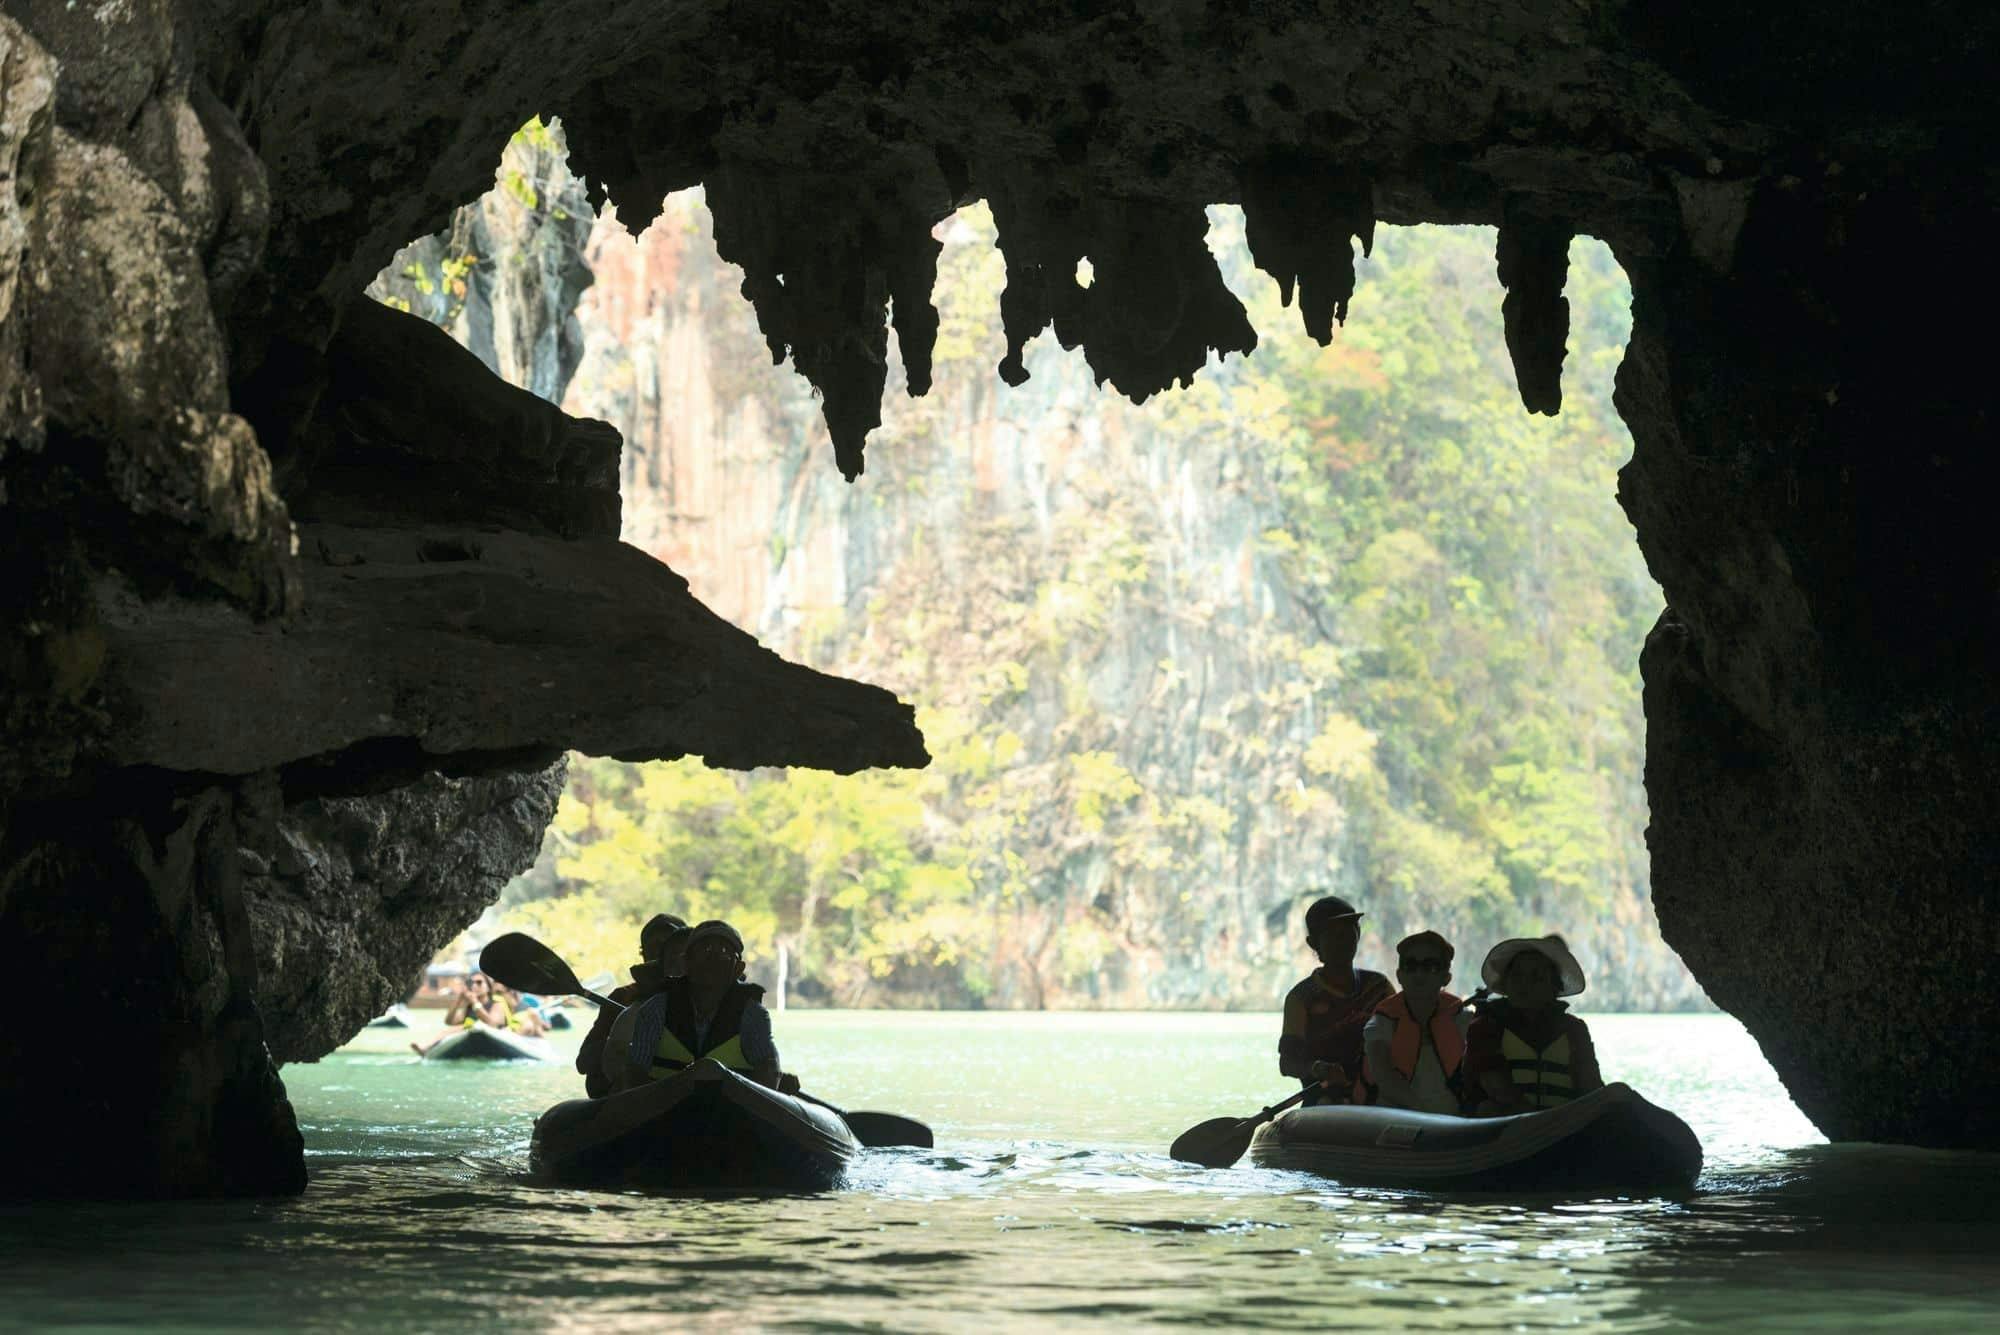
[1249,1081,1701,1193]
[531,1059,859,1192]
[423,1026,552,1062]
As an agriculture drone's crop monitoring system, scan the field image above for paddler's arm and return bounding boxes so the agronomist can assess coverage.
[738,1001,782,1089]
[1567,1017,1605,1094]
[577,1000,617,1095]
[1361,1013,1417,1109]
[1462,1017,1523,1115]
[1278,990,1312,1080]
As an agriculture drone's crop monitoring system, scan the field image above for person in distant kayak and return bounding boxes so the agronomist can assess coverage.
[578,913,689,1097]
[498,984,550,1037]
[1279,896,1393,1105]
[1462,935,1603,1115]
[607,919,783,1091]
[410,972,511,1056]
[1359,930,1474,1115]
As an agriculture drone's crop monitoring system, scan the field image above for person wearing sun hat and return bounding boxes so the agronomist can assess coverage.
[1461,934,1603,1115]
[1278,895,1393,1105]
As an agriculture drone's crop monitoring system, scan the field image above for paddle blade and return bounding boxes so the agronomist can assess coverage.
[843,1111,934,1150]
[1169,1115,1256,1169]
[478,932,585,996]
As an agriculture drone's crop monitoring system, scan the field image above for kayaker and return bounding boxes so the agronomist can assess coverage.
[1278,896,1393,1104]
[607,919,783,1091]
[499,985,550,1036]
[410,971,511,1056]
[1462,935,1603,1115]
[578,913,689,1097]
[1359,930,1473,1114]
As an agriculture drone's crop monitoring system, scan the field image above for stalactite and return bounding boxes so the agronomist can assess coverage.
[1496,206,1572,416]
[1240,156,1375,345]
[990,185,1255,402]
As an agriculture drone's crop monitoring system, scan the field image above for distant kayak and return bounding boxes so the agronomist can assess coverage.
[531,1059,859,1192]
[364,1004,414,1030]
[423,1027,552,1063]
[1249,1082,1701,1194]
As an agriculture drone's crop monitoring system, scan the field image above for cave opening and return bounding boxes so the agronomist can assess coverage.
[384,124,1701,1027]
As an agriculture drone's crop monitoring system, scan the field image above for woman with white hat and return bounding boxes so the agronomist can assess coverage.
[1461,935,1603,1115]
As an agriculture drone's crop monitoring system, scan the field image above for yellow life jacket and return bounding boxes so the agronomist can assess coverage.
[1500,1025,1575,1108]
[650,1027,749,1076]
[628,979,762,1081]
[462,996,512,1030]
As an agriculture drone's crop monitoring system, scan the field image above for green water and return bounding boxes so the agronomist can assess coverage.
[3,1013,1996,1331]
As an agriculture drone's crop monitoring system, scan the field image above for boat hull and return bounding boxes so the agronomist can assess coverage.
[1249,1082,1701,1194]
[364,1004,413,1030]
[423,1026,552,1062]
[531,1060,859,1193]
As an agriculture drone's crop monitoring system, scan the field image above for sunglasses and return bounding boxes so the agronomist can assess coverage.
[1399,957,1449,973]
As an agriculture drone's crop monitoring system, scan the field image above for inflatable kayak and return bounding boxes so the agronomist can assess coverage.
[364,1004,413,1029]
[423,1026,552,1062]
[1249,1082,1701,1193]
[531,1059,859,1192]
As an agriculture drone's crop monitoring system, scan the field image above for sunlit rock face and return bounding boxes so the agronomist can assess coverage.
[0,0,1994,1198]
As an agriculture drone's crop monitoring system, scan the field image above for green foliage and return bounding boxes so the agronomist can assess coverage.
[536,750,974,1002]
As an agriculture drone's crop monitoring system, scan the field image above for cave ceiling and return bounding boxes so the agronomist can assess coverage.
[217,0,1987,480]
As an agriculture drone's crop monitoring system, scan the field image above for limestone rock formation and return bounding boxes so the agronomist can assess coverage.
[0,5,925,1199]
[1620,180,2000,1148]
[246,760,570,1064]
[0,0,1996,1196]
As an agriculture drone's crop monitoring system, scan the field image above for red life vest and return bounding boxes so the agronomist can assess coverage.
[1368,990,1467,1086]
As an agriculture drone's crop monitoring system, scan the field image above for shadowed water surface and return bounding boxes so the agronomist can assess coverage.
[3,1013,1995,1331]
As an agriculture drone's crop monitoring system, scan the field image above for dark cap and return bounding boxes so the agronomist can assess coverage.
[1396,929,1454,963]
[1304,896,1364,936]
[686,920,745,956]
[640,913,688,960]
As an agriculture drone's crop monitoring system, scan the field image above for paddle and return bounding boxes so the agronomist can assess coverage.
[477,931,935,1149]
[477,932,620,1010]
[1169,1081,1325,1169]
[793,1094,934,1150]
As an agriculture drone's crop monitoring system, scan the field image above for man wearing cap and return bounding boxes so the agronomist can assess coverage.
[1462,934,1603,1115]
[1278,896,1393,1105]
[1359,930,1474,1115]
[578,913,688,1098]
[606,919,783,1092]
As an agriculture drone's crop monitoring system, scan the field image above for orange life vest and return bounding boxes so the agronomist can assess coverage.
[1374,990,1467,1081]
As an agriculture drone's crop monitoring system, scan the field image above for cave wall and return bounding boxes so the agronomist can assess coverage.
[1618,177,2000,1146]
[0,2,926,1198]
[0,0,1995,1195]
